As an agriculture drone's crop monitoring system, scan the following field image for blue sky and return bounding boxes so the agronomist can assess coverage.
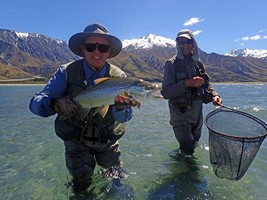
[1,0,266,54]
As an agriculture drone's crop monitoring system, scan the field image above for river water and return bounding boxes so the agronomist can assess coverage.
[0,83,266,200]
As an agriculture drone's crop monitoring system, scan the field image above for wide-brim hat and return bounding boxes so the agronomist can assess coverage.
[69,24,122,58]
[176,29,193,40]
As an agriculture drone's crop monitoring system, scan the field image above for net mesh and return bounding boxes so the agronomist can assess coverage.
[204,107,267,180]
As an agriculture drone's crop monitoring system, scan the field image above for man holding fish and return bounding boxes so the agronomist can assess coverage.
[29,24,158,193]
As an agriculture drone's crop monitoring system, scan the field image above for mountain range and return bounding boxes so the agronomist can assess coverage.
[0,29,267,82]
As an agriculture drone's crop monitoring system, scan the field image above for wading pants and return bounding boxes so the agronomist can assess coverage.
[64,139,121,191]
[169,100,203,155]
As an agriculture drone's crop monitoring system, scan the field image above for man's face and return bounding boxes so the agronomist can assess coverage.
[177,37,194,57]
[82,36,110,69]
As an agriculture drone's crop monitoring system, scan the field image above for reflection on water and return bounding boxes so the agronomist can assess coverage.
[148,150,209,199]
[0,84,267,199]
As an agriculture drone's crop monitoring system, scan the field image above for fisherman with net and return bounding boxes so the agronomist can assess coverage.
[161,29,222,155]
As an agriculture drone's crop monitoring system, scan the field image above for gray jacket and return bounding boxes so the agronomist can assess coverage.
[161,31,218,126]
[161,30,218,105]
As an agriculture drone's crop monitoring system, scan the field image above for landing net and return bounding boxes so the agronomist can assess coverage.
[204,106,267,180]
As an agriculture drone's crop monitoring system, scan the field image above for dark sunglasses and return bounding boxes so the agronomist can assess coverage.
[177,39,193,46]
[83,42,110,53]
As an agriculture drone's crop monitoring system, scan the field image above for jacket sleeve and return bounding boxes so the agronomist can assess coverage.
[207,80,219,97]
[161,61,188,99]
[29,67,67,117]
[198,62,219,97]
[112,106,133,123]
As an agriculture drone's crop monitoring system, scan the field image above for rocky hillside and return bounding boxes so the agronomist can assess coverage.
[0,29,78,80]
[0,29,266,82]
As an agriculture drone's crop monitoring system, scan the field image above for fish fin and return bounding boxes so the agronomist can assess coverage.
[93,105,109,118]
[75,107,91,120]
[94,77,110,85]
[118,91,141,109]
[118,91,131,98]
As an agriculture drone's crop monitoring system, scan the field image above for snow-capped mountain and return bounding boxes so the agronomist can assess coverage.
[1,28,267,82]
[0,29,77,63]
[14,31,64,45]
[121,34,177,59]
[225,48,267,60]
[122,34,176,49]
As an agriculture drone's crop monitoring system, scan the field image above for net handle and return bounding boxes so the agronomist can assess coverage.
[219,104,235,111]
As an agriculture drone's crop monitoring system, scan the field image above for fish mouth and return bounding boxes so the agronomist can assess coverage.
[149,90,163,98]
[144,88,162,98]
[142,83,162,97]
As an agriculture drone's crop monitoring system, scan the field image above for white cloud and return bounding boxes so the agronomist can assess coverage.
[240,33,266,41]
[259,29,265,33]
[250,35,261,40]
[238,33,266,47]
[192,30,202,36]
[184,17,205,26]
[241,36,249,41]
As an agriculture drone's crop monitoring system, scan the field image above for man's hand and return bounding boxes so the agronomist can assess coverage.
[114,95,138,110]
[53,96,81,120]
[184,76,204,88]
[212,95,222,106]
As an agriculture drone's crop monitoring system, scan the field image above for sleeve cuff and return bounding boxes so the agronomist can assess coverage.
[112,106,133,123]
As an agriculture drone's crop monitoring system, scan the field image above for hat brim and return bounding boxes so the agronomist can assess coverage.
[177,34,192,40]
[69,32,122,58]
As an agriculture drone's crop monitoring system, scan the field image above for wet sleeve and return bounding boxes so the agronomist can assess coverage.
[112,106,133,123]
[208,83,219,97]
[29,67,67,117]
[160,61,188,99]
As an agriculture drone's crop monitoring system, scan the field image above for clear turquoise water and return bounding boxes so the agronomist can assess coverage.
[0,83,266,200]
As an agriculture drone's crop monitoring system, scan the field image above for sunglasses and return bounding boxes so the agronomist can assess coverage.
[83,42,110,53]
[177,39,193,46]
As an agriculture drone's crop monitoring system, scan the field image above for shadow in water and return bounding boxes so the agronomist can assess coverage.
[148,149,210,200]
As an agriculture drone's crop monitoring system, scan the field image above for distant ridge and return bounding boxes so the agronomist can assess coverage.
[224,48,267,61]
[0,28,267,82]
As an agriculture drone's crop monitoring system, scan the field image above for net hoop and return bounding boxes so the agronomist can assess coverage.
[205,107,267,140]
[205,106,267,180]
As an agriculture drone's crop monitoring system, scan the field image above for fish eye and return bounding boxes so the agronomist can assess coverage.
[145,85,153,90]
